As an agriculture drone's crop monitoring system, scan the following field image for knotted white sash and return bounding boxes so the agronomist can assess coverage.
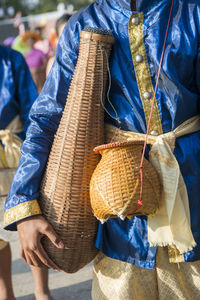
[105,115,200,254]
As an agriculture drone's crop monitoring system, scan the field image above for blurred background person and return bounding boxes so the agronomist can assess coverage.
[34,20,53,59]
[3,37,15,48]
[46,14,71,76]
[12,35,30,57]
[22,32,48,93]
[0,45,52,300]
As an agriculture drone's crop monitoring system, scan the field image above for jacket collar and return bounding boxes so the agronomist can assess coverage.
[115,0,169,12]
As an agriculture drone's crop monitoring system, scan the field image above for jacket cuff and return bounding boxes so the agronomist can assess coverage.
[4,199,42,230]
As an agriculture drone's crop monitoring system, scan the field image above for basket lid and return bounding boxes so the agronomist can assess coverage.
[80,30,115,44]
[94,140,145,153]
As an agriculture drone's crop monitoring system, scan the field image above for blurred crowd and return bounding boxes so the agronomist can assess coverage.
[3,13,71,93]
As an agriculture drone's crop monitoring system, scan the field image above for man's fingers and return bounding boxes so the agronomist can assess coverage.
[24,251,33,266]
[36,243,60,271]
[17,215,62,270]
[29,252,47,268]
[20,242,52,268]
[23,247,53,269]
[20,248,27,262]
[43,224,64,249]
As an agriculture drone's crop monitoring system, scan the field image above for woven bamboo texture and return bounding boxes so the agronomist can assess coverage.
[39,29,114,273]
[90,141,161,223]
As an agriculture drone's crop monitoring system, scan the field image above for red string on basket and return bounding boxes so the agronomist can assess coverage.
[137,0,174,208]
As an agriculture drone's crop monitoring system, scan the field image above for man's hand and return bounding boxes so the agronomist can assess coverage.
[17,215,64,270]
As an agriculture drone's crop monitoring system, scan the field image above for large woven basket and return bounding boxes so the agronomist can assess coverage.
[90,141,161,223]
[39,28,114,273]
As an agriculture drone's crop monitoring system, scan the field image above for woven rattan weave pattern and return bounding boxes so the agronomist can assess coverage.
[90,141,161,223]
[39,29,114,273]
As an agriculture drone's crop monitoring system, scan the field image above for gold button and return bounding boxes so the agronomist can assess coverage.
[135,54,143,63]
[151,130,159,136]
[132,16,139,25]
[143,91,152,100]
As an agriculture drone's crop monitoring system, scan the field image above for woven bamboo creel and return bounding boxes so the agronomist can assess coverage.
[90,141,161,223]
[39,28,115,273]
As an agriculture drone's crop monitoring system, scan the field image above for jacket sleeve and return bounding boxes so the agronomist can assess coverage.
[12,51,38,136]
[195,4,200,97]
[4,17,81,230]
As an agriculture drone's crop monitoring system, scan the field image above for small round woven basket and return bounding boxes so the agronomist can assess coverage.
[90,140,161,223]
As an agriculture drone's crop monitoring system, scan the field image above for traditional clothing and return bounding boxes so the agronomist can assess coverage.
[0,46,38,247]
[3,0,200,298]
[92,247,200,300]
[0,46,37,139]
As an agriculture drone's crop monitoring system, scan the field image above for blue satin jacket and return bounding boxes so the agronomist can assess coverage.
[0,46,38,138]
[4,0,200,269]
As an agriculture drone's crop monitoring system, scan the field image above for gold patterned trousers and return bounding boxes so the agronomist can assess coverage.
[92,247,200,300]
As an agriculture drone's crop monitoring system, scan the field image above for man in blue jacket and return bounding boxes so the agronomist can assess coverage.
[4,1,200,299]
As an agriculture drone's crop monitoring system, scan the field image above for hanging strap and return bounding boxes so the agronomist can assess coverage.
[138,0,174,206]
